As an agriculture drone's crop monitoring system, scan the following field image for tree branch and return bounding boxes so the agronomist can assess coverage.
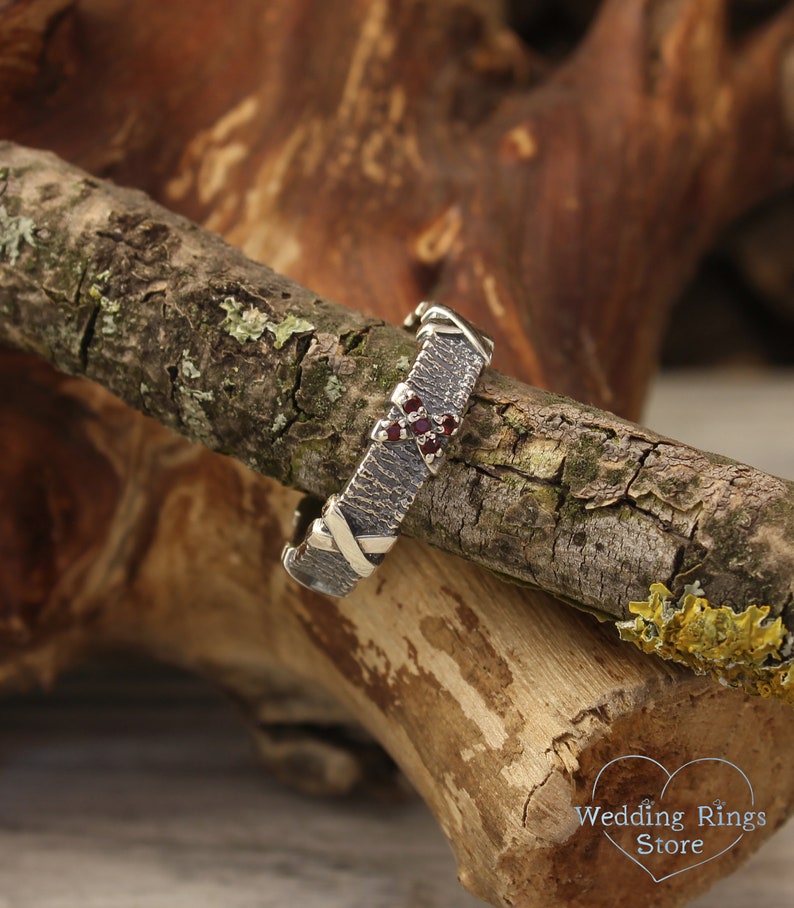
[1,348,793,908]
[4,1,794,417]
[1,141,792,703]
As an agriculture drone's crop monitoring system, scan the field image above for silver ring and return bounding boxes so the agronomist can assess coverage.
[281,302,493,598]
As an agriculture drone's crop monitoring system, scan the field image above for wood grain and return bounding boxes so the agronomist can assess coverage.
[0,374,787,908]
[2,3,794,903]
[2,145,794,689]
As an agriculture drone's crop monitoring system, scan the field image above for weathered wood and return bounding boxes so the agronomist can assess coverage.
[1,143,793,703]
[2,0,794,415]
[727,189,794,325]
[2,3,794,905]
[2,656,789,908]
[2,350,793,908]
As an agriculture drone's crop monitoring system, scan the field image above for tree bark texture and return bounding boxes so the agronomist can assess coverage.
[1,142,793,704]
[2,349,794,908]
[3,2,794,905]
[2,0,794,416]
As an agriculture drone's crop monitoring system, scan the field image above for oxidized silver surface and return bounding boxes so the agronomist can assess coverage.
[281,302,493,598]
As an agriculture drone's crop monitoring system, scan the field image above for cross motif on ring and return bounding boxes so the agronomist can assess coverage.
[372,382,460,471]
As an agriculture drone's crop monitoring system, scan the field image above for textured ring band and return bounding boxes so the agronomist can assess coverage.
[281,302,494,598]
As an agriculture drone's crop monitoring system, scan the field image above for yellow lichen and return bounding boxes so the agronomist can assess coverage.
[618,583,793,707]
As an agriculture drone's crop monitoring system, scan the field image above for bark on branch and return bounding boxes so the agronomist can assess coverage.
[1,141,793,704]
[3,4,794,905]
[4,1,794,416]
[3,352,794,908]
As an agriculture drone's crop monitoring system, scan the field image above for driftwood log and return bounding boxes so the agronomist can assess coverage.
[2,1,794,907]
[2,142,794,703]
[3,0,794,415]
[2,144,794,908]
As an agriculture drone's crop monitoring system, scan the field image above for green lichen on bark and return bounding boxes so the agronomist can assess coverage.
[3,142,794,707]
[268,313,315,349]
[220,297,315,348]
[219,296,271,343]
[324,374,345,402]
[619,583,793,706]
[0,204,37,264]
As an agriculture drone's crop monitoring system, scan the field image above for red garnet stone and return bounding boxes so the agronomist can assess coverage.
[420,437,442,456]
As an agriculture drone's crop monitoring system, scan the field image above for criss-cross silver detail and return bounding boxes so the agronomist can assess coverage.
[281,302,493,598]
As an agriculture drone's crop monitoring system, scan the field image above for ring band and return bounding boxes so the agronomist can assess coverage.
[281,302,493,598]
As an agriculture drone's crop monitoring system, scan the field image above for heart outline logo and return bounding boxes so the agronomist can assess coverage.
[589,755,754,883]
